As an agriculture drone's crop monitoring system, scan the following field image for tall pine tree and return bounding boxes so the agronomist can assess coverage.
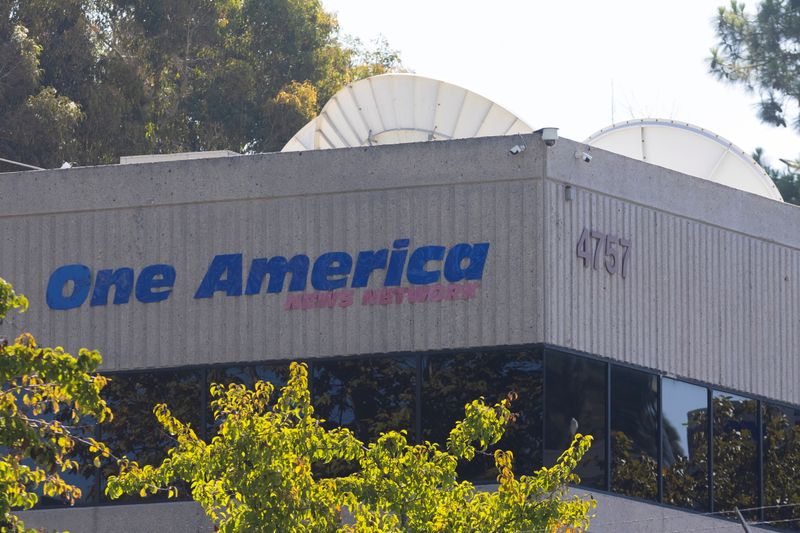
[0,0,401,169]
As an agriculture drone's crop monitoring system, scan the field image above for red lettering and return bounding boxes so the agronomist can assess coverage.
[394,287,409,304]
[379,289,393,305]
[408,287,429,303]
[429,285,445,302]
[461,282,480,299]
[338,289,354,307]
[301,293,318,309]
[362,289,379,305]
[283,293,303,310]
[446,285,460,300]
[317,292,336,308]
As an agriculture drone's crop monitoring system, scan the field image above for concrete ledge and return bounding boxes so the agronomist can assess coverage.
[17,489,774,533]
[17,501,212,533]
[579,490,771,533]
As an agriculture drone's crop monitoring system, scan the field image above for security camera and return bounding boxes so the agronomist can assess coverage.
[509,144,526,155]
[537,127,558,147]
[575,151,592,163]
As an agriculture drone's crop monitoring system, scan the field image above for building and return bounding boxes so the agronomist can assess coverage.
[2,126,799,532]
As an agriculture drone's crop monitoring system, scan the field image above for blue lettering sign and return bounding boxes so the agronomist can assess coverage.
[351,250,388,288]
[245,255,309,294]
[443,243,490,282]
[384,239,409,286]
[311,252,352,291]
[406,245,446,285]
[195,254,242,299]
[45,240,491,310]
[91,268,134,306]
[136,264,176,303]
[47,264,92,310]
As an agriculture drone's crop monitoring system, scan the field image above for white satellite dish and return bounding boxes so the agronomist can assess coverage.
[585,119,783,202]
[282,73,531,152]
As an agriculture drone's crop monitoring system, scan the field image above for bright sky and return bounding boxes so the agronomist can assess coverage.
[322,0,800,165]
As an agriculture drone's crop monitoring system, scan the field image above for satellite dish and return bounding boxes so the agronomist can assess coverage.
[585,119,783,202]
[282,73,531,152]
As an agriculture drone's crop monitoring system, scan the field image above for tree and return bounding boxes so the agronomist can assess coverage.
[0,17,84,170]
[762,403,800,529]
[0,277,113,531]
[710,1,800,206]
[107,362,596,533]
[710,0,800,135]
[753,147,800,205]
[0,0,402,169]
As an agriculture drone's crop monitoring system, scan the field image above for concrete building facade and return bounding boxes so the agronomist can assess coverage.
[2,133,798,532]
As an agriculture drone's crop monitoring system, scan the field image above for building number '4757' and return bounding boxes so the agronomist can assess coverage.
[576,228,631,279]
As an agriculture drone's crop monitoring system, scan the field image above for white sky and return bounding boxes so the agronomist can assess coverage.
[322,0,800,165]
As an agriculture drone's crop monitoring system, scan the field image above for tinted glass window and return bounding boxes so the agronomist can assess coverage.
[662,378,708,510]
[422,350,543,483]
[100,370,202,502]
[207,364,290,434]
[712,392,758,516]
[763,403,800,530]
[312,355,416,478]
[313,355,416,441]
[30,410,99,507]
[610,366,658,500]
[544,350,606,489]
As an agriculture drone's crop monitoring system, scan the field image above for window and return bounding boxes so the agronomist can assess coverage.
[33,410,99,507]
[100,369,202,502]
[312,355,416,477]
[545,350,606,489]
[28,343,797,515]
[206,364,290,435]
[610,366,658,500]
[763,403,800,530]
[422,349,543,482]
[661,378,708,511]
[313,355,416,441]
[712,391,758,516]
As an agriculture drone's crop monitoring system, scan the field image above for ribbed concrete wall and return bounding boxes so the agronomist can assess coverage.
[0,138,545,370]
[5,134,800,533]
[18,488,774,533]
[19,502,212,533]
[2,135,798,402]
[544,141,800,406]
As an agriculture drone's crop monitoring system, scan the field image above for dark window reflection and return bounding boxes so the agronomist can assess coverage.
[313,355,416,441]
[207,364,290,435]
[422,350,543,483]
[662,378,708,511]
[712,392,758,516]
[100,370,202,502]
[313,355,416,478]
[610,366,658,500]
[763,404,800,530]
[545,350,606,489]
[29,409,99,507]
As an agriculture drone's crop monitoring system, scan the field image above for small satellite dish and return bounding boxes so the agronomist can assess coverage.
[282,73,531,152]
[585,119,783,202]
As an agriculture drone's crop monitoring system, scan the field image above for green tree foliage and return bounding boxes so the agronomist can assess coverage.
[710,0,800,133]
[1,0,401,168]
[0,277,113,532]
[763,405,800,528]
[107,362,596,533]
[710,1,800,205]
[0,19,84,170]
[752,147,800,205]
[662,406,710,510]
[610,431,657,500]
[711,396,759,514]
